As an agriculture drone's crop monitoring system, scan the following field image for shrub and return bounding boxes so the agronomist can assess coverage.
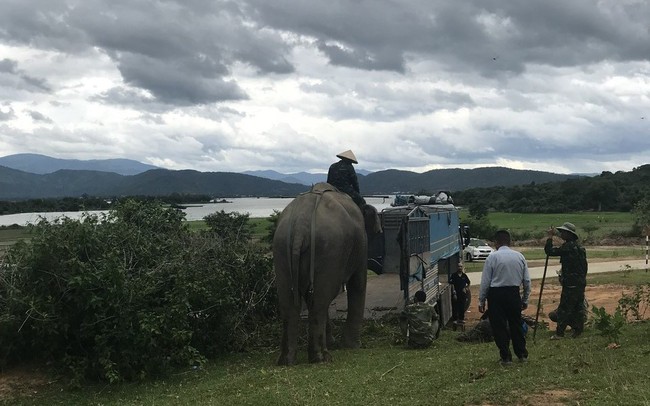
[591,306,626,344]
[0,200,277,384]
[463,216,498,240]
[617,284,650,321]
[203,210,252,241]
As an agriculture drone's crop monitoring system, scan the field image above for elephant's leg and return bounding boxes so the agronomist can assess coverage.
[277,306,300,366]
[342,267,367,348]
[326,314,336,348]
[308,307,332,363]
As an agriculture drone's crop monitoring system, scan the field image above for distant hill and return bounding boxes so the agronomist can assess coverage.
[0,153,159,176]
[0,161,584,201]
[244,168,373,185]
[243,170,326,185]
[0,166,309,200]
[360,167,581,194]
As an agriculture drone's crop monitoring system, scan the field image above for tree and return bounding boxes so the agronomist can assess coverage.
[632,198,650,235]
[203,210,252,241]
[468,202,489,219]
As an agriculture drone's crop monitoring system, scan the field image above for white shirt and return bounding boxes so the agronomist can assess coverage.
[479,246,531,306]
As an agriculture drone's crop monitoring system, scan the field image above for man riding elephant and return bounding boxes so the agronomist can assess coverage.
[273,182,381,365]
[327,149,366,207]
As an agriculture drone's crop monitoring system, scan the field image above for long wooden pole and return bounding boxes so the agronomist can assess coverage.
[533,255,550,341]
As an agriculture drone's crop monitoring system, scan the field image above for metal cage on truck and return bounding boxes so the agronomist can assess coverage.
[378,204,463,326]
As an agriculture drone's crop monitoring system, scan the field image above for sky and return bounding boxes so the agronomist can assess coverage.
[1,0,649,175]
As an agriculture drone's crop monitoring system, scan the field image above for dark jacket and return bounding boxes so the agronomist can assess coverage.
[450,272,471,294]
[327,159,365,206]
[544,239,588,287]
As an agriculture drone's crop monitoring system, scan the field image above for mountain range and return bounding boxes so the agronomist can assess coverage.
[0,154,582,200]
[0,153,158,176]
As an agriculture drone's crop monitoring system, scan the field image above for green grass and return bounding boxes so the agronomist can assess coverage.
[0,227,29,243]
[7,316,650,405]
[2,213,649,405]
[4,272,650,405]
[484,211,635,240]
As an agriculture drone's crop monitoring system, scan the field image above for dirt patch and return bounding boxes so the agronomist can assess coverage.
[0,366,51,401]
[519,389,579,406]
[463,282,639,330]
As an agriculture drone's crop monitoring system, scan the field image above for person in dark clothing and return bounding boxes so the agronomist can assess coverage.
[456,310,536,343]
[479,229,531,365]
[327,150,366,207]
[457,309,493,343]
[545,222,588,339]
[450,262,471,323]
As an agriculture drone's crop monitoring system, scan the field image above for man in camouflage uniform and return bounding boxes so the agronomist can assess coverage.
[399,290,439,348]
[545,222,588,339]
[327,150,366,207]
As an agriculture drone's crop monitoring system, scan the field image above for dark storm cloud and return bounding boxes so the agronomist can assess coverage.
[115,53,248,105]
[2,0,648,104]
[0,58,51,92]
[0,0,293,106]
[28,110,53,123]
[246,0,650,77]
[1,0,649,174]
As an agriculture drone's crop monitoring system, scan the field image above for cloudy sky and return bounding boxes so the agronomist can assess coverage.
[1,0,649,175]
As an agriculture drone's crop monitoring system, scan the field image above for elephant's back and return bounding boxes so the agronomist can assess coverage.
[273,189,363,248]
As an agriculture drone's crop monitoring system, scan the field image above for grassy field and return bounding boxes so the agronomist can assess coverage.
[6,269,650,406]
[481,211,635,240]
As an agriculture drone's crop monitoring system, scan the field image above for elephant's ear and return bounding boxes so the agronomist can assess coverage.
[362,204,382,234]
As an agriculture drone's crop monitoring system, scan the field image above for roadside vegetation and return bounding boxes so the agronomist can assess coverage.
[0,201,277,386]
[1,198,650,404]
[4,269,650,405]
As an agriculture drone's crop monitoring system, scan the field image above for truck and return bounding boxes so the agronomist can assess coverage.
[367,194,469,330]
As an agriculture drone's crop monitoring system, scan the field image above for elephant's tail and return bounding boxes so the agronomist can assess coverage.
[288,211,303,310]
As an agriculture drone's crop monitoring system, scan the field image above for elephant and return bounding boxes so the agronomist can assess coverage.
[273,182,382,365]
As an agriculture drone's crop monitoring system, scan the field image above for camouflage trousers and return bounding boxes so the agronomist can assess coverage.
[554,286,586,336]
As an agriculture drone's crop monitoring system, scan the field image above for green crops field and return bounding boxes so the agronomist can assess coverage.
[480,211,635,240]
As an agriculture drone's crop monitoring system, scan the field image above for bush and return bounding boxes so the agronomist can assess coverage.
[0,200,277,384]
[617,284,650,321]
[591,306,626,344]
[463,216,498,241]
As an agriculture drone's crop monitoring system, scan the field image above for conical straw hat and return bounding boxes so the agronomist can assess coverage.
[336,150,358,164]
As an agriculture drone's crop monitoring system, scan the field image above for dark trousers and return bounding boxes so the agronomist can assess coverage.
[453,290,467,321]
[556,286,586,335]
[487,286,528,362]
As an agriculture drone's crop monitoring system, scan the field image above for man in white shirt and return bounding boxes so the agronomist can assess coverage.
[479,229,531,365]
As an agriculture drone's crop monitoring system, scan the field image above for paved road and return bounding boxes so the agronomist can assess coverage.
[524,258,648,280]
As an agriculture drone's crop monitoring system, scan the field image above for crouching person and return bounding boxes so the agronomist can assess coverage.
[399,290,439,348]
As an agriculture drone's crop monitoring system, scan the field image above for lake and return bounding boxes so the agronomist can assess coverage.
[0,195,395,226]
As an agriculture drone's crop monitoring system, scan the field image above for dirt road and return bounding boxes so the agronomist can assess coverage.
[330,257,649,322]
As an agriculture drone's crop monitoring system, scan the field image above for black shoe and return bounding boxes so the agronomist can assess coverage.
[518,357,528,363]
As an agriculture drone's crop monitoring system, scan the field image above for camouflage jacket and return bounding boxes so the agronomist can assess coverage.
[399,302,439,347]
[544,238,588,287]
